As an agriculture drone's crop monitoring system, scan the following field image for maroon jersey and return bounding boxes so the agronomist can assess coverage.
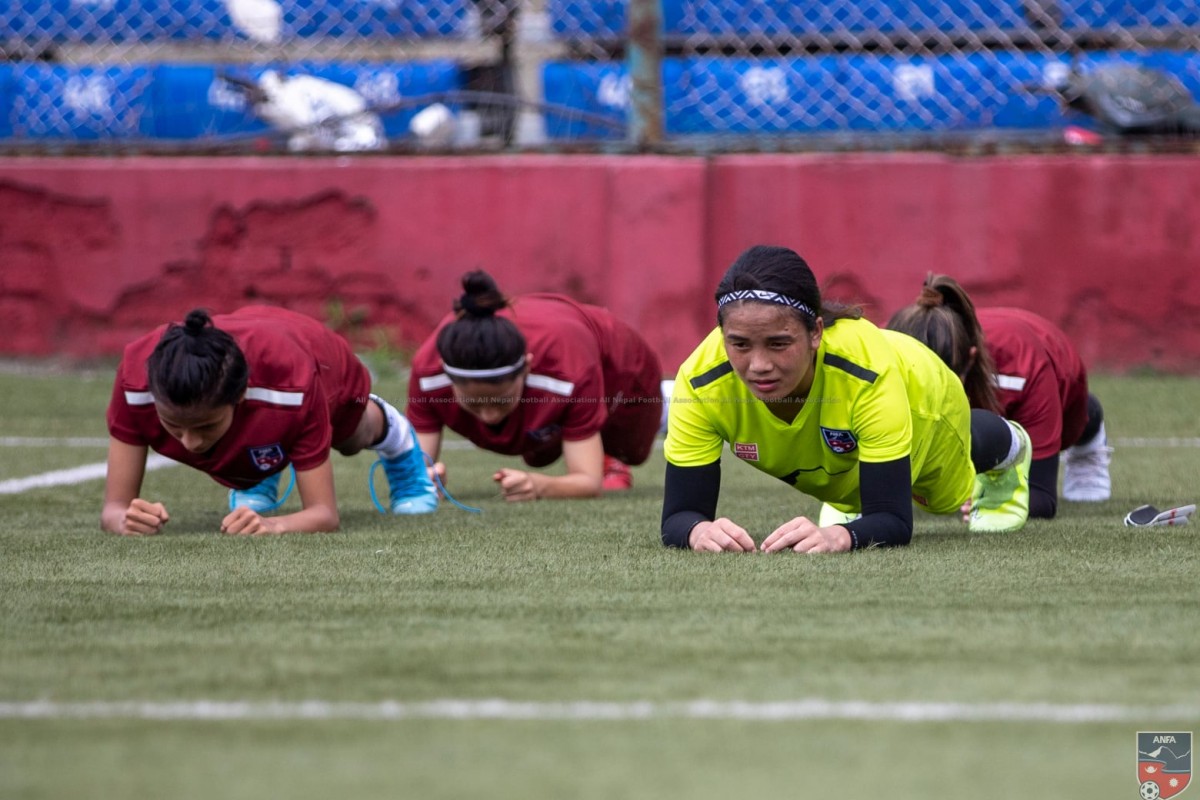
[407,294,662,465]
[979,308,1090,460]
[107,306,370,489]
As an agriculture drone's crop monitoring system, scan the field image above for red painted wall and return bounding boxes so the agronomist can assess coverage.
[1,154,1197,373]
[707,154,1200,373]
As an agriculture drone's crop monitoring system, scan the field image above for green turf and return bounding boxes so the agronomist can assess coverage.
[0,719,1147,800]
[1,369,1198,799]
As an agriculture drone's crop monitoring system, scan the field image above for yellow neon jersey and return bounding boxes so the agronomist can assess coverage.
[664,317,974,515]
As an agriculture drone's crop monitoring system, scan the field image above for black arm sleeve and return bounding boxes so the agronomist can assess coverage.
[660,460,721,548]
[1028,454,1059,520]
[842,456,914,549]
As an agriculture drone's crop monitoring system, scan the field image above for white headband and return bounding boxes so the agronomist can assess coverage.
[718,289,816,318]
[441,356,526,380]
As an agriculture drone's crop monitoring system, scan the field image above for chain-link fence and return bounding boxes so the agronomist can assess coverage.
[544,0,1200,146]
[0,0,520,150]
[3,0,1200,151]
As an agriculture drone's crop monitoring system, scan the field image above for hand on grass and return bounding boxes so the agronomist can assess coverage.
[119,498,169,535]
[493,468,537,502]
[221,508,281,535]
[688,518,755,552]
[761,516,851,554]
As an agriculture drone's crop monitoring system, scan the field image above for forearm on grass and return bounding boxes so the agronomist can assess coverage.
[842,457,915,549]
[661,460,721,548]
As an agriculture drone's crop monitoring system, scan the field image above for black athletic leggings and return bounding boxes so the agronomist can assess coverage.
[969,408,1014,473]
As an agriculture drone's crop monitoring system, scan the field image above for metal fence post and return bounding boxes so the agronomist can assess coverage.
[627,0,664,149]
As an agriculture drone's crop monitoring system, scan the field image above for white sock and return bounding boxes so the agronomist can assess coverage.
[1071,421,1107,452]
[991,419,1026,472]
[659,379,675,434]
[369,395,414,460]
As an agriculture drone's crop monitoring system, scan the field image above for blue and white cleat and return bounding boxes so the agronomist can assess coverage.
[370,430,438,515]
[229,470,284,513]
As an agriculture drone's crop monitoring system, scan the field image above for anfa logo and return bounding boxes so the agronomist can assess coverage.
[526,424,562,444]
[1138,731,1192,799]
[820,427,858,454]
[248,443,286,472]
[733,442,759,461]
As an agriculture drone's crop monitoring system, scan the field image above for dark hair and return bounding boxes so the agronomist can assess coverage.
[146,309,248,408]
[715,245,863,331]
[886,274,1000,413]
[435,270,527,382]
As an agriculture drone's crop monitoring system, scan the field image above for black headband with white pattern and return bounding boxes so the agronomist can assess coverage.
[717,289,816,319]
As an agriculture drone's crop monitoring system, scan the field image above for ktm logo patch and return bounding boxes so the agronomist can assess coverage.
[733,442,759,461]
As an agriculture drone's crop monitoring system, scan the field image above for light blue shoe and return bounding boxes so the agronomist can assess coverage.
[370,430,438,515]
[229,470,284,513]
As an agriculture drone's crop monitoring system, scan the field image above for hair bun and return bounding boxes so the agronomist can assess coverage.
[917,286,944,308]
[183,309,213,336]
[458,293,496,317]
[452,270,507,318]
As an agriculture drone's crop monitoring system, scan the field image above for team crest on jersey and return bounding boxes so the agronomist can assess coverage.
[248,443,286,471]
[733,442,759,461]
[526,424,562,444]
[1138,732,1192,799]
[820,427,858,454]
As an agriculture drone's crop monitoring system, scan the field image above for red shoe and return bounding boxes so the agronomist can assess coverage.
[601,455,632,491]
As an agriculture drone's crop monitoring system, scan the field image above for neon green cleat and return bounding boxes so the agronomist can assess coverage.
[969,420,1032,533]
[818,502,861,527]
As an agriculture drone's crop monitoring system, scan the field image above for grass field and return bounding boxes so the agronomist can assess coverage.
[2,366,1198,799]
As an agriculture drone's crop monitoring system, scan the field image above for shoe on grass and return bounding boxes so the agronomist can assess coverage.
[1063,423,1112,502]
[601,455,632,491]
[373,429,438,515]
[229,471,282,513]
[969,420,1032,533]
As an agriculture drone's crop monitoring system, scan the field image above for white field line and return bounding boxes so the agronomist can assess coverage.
[0,436,1195,497]
[0,454,177,495]
[1115,437,1200,448]
[0,699,1196,723]
[0,436,111,447]
[0,441,481,496]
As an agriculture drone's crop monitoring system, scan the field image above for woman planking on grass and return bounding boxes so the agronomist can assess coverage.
[406,270,666,501]
[887,273,1111,518]
[661,245,1034,553]
[101,306,438,535]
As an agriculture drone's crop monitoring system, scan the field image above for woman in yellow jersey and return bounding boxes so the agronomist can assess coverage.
[662,245,1033,553]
